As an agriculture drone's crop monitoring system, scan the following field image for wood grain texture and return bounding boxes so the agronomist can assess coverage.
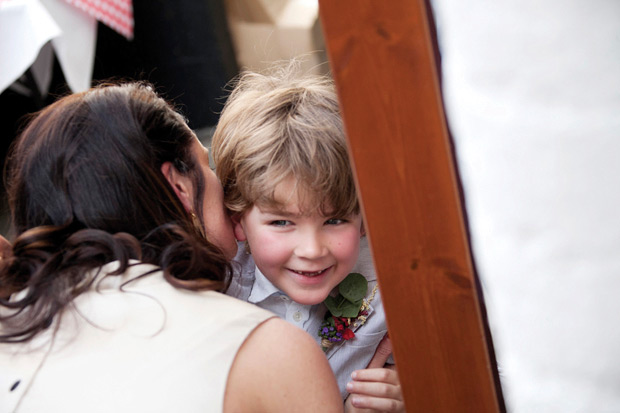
[319,1,503,411]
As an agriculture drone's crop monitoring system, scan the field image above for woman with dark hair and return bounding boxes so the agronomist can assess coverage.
[0,83,342,412]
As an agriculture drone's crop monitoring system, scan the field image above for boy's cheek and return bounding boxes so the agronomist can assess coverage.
[249,237,290,264]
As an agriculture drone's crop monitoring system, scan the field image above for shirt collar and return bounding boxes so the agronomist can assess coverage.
[247,265,284,303]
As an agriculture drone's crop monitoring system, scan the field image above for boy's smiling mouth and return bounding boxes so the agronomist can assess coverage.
[289,266,333,277]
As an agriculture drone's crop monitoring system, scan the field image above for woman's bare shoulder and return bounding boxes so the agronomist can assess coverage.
[224,317,343,412]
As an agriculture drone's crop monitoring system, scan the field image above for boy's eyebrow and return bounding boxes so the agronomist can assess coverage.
[259,207,302,218]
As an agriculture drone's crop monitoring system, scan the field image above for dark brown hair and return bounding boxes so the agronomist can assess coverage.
[0,82,230,343]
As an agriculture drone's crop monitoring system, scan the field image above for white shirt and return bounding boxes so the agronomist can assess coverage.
[0,261,274,412]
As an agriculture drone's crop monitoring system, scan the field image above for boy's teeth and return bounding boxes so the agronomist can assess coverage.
[294,269,323,276]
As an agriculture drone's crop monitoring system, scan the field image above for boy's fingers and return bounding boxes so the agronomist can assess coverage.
[349,394,405,413]
[366,334,392,369]
[347,377,402,400]
[351,367,399,386]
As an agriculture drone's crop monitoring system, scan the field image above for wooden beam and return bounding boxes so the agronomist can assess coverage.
[319,1,505,411]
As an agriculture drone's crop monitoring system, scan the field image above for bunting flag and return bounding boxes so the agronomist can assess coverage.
[63,0,133,40]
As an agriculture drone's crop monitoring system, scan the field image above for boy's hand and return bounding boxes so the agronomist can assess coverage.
[344,335,405,412]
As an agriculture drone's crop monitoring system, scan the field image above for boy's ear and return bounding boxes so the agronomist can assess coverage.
[231,213,248,242]
[360,221,366,237]
[161,161,193,213]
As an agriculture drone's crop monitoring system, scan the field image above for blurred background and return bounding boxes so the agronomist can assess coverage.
[432,0,620,411]
[0,0,325,232]
[1,0,619,411]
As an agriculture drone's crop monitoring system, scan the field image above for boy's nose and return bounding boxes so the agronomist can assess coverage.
[294,233,327,259]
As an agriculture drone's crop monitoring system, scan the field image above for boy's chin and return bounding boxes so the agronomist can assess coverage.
[286,290,330,306]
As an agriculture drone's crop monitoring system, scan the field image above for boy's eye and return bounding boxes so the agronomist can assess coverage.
[325,218,347,225]
[269,220,291,227]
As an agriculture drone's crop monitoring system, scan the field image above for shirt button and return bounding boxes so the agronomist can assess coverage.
[280,296,288,301]
[292,311,302,322]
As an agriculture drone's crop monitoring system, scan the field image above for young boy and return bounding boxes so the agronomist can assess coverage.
[212,64,402,411]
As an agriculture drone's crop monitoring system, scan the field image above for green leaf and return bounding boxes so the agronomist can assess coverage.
[324,296,342,317]
[339,273,368,302]
[340,300,363,317]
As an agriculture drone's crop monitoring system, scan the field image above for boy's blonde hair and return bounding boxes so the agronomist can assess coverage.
[212,62,360,218]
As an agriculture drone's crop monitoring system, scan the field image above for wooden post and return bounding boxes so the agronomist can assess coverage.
[319,1,505,411]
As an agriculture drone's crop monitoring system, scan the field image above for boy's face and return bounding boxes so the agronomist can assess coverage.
[232,178,364,306]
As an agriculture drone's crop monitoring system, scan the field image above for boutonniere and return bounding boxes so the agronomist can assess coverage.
[318,272,378,352]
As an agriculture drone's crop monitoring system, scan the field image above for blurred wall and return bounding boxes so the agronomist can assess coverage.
[225,0,327,75]
[431,0,620,411]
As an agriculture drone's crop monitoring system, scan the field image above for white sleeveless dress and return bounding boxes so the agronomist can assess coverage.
[0,262,274,412]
